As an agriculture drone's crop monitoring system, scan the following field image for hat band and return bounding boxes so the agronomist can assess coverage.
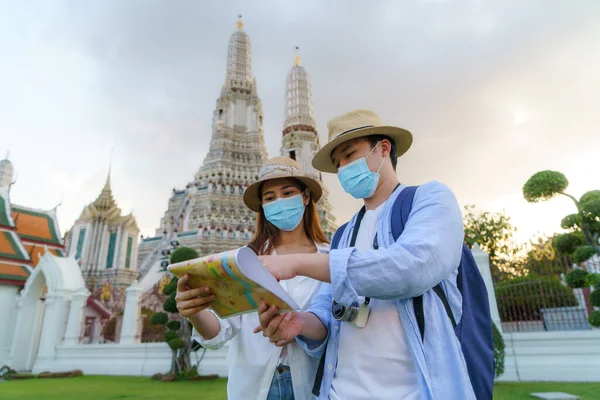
[258,164,302,181]
[334,125,375,140]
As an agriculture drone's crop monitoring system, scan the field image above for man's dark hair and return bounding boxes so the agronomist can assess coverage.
[366,135,397,171]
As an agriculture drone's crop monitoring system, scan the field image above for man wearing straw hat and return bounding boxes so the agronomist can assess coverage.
[256,110,476,399]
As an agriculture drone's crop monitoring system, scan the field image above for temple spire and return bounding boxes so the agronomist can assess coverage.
[295,46,301,66]
[225,15,252,89]
[237,15,243,31]
[94,156,116,211]
[0,147,14,188]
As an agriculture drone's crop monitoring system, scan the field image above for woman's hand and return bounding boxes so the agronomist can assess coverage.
[175,274,216,318]
[253,303,305,346]
[259,255,298,281]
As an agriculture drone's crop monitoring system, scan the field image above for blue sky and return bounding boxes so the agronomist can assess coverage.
[1,0,599,244]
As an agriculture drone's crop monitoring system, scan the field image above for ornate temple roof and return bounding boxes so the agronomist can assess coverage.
[74,172,139,233]
[0,188,30,285]
[93,173,117,210]
[0,175,65,285]
[11,205,62,246]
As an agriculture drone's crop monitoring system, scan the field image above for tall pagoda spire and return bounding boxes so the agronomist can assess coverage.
[225,15,253,91]
[137,17,268,282]
[281,47,318,178]
[280,48,337,238]
[93,170,116,211]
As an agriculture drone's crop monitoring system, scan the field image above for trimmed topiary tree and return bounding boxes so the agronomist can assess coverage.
[523,171,600,262]
[150,246,201,379]
[565,268,600,328]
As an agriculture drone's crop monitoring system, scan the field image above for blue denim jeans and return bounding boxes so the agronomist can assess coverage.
[267,364,295,400]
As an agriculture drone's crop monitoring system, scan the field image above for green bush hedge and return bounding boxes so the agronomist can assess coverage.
[493,323,505,378]
[495,275,578,321]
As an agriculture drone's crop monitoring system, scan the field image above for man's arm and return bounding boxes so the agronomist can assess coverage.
[329,181,464,305]
[266,182,463,306]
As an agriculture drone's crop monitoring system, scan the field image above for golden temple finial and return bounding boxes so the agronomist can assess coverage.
[295,46,301,66]
[237,15,243,31]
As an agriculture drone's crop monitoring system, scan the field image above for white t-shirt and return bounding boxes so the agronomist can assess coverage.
[193,243,328,400]
[330,204,420,400]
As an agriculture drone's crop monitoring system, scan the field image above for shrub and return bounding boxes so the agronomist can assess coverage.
[163,292,178,313]
[168,338,185,350]
[589,311,600,328]
[565,269,590,289]
[590,289,600,308]
[586,274,600,289]
[167,320,181,331]
[573,246,596,264]
[170,247,199,264]
[492,323,505,378]
[165,330,179,342]
[495,275,578,321]
[162,278,178,296]
[151,312,168,325]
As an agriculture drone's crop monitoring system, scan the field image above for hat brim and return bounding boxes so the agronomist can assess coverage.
[312,126,413,173]
[243,175,323,212]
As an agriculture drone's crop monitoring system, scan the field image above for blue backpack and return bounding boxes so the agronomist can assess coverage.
[326,185,495,400]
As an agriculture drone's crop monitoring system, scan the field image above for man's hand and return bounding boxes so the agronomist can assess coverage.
[253,303,304,346]
[175,274,216,318]
[259,255,298,281]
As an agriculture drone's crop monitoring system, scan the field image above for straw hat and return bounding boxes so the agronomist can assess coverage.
[243,157,322,212]
[312,109,413,173]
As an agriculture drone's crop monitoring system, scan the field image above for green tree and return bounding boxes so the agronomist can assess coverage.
[564,269,600,328]
[463,205,524,280]
[523,171,600,262]
[150,246,201,379]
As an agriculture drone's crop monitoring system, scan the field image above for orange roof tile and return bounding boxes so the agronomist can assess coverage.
[0,262,29,284]
[0,230,28,261]
[23,243,63,267]
[12,207,61,245]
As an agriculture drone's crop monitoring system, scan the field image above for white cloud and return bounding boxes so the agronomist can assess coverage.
[1,0,599,240]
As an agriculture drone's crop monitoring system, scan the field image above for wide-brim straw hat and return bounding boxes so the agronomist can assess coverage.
[312,109,413,173]
[243,156,323,212]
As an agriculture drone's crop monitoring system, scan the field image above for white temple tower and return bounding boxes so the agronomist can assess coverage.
[137,17,268,282]
[280,48,337,238]
[65,171,140,288]
[0,151,14,188]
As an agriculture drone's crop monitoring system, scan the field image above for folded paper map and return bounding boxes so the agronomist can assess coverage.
[167,247,300,319]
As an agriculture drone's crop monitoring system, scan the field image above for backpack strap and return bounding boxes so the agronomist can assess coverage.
[330,222,349,250]
[389,186,457,340]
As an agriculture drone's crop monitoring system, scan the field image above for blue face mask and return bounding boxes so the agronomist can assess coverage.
[262,194,306,232]
[337,142,386,199]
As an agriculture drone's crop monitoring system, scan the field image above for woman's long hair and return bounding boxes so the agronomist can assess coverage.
[247,180,329,256]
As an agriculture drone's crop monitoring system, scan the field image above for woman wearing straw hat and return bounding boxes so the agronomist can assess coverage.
[175,156,329,400]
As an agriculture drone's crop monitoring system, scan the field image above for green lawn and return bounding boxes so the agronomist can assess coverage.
[0,376,599,399]
[493,381,600,400]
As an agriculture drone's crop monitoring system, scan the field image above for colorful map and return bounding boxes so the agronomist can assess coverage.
[167,247,298,318]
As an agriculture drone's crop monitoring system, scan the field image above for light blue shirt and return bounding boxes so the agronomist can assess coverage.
[297,181,476,400]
